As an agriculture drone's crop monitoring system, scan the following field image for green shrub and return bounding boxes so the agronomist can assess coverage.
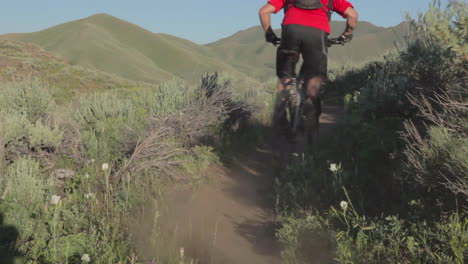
[73,91,140,130]
[422,0,467,64]
[72,80,200,163]
[277,214,334,264]
[72,91,143,162]
[1,157,49,213]
[0,78,55,123]
[0,73,246,263]
[317,0,468,212]
[0,157,51,257]
[275,2,468,263]
[1,111,30,144]
[28,120,63,148]
[278,203,468,264]
[0,79,62,165]
[1,111,63,162]
[135,80,195,117]
[179,145,219,183]
[404,123,468,197]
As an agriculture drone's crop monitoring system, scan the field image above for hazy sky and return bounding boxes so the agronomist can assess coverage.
[1,0,434,44]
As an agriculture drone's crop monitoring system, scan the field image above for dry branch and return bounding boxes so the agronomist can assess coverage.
[115,127,186,182]
[402,86,468,198]
[115,73,254,183]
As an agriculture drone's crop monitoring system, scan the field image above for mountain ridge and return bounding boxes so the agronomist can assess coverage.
[1,14,248,83]
[0,39,144,102]
[206,21,410,79]
[0,13,410,82]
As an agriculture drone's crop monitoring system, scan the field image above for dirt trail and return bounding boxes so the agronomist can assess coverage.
[131,103,342,264]
[158,147,280,264]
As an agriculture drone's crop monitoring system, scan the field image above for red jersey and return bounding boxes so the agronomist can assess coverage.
[268,0,354,33]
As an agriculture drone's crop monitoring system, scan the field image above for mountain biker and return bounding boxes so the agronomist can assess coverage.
[259,0,358,131]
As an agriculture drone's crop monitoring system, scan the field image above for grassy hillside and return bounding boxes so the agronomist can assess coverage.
[1,14,246,83]
[207,21,409,80]
[0,40,144,103]
[1,15,409,83]
[329,21,410,65]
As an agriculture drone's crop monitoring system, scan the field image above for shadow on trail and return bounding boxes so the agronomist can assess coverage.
[217,145,281,259]
[233,216,280,256]
[219,150,273,209]
[0,213,21,264]
[212,100,344,261]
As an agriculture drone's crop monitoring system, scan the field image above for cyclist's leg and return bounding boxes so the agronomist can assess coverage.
[300,27,328,116]
[299,27,328,153]
[273,25,301,129]
[304,76,324,116]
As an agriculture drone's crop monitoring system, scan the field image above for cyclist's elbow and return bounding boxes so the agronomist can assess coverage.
[258,8,265,17]
[259,4,276,16]
[346,8,359,21]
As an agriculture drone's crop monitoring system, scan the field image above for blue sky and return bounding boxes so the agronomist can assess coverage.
[1,0,434,44]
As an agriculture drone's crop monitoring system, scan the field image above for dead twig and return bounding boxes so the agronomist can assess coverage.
[401,85,468,198]
[115,127,187,182]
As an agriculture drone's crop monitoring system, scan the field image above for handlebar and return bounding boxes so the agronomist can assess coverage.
[273,38,347,47]
[327,38,346,47]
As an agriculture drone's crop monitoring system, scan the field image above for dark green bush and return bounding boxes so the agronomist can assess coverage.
[276,1,468,263]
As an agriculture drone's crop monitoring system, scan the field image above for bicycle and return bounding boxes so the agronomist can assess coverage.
[273,37,348,155]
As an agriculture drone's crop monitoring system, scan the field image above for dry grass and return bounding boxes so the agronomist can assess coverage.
[115,127,186,182]
[115,74,250,184]
[402,87,468,198]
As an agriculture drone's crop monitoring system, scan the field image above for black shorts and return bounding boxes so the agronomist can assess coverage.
[276,24,328,80]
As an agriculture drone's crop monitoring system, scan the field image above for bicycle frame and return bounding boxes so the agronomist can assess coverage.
[273,38,346,150]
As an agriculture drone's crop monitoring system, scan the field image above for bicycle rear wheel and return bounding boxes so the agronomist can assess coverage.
[302,98,320,155]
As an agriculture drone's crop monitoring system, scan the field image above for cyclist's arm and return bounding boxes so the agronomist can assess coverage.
[259,4,276,32]
[343,7,358,36]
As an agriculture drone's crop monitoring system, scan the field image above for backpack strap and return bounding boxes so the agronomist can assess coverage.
[321,0,334,20]
[284,0,292,14]
[284,0,334,20]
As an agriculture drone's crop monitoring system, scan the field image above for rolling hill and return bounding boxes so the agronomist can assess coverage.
[0,40,145,103]
[1,14,246,83]
[1,14,410,83]
[207,21,410,80]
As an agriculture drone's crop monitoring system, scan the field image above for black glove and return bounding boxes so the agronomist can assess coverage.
[265,26,280,46]
[338,33,353,44]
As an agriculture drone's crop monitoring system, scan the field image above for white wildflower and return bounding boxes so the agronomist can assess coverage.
[90,159,95,163]
[101,163,109,171]
[329,163,338,173]
[81,254,91,263]
[340,201,348,211]
[85,193,93,199]
[353,91,361,103]
[51,195,61,205]
[84,173,90,179]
